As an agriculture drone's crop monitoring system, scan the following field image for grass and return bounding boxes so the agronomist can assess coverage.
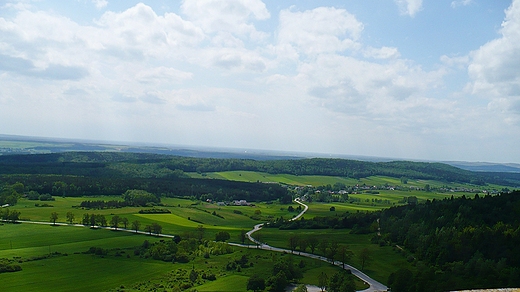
[4,182,479,291]
[189,171,360,186]
[253,228,414,284]
[0,222,374,292]
[0,223,155,258]
[196,274,249,291]
[1,253,173,292]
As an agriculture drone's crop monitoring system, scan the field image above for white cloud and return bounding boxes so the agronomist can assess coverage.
[180,0,269,40]
[1,1,518,162]
[277,7,363,56]
[467,0,520,115]
[96,3,205,57]
[451,0,473,9]
[363,46,401,59]
[298,54,445,117]
[440,54,469,69]
[136,67,193,84]
[394,0,423,17]
[92,0,108,9]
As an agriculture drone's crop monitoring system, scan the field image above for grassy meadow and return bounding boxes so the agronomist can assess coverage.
[1,221,366,291]
[2,171,502,291]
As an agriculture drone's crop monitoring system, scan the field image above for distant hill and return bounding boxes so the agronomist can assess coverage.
[445,161,520,173]
[0,151,519,187]
[1,134,520,186]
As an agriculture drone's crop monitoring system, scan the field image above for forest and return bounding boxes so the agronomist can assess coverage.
[381,191,520,291]
[1,151,520,291]
[0,152,519,186]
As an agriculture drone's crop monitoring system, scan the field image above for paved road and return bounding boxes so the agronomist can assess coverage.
[7,199,388,291]
[10,220,176,239]
[240,199,388,292]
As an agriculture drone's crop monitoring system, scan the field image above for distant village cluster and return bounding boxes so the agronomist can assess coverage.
[208,199,252,206]
[0,148,41,155]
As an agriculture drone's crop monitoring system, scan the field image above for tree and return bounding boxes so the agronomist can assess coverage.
[50,212,58,225]
[189,268,198,283]
[318,272,328,292]
[337,245,353,269]
[66,211,74,224]
[152,222,162,235]
[299,238,308,252]
[122,189,160,206]
[247,274,266,292]
[89,213,96,227]
[288,235,299,254]
[328,240,339,264]
[267,271,288,292]
[110,215,120,230]
[215,231,231,242]
[239,229,247,244]
[7,209,20,223]
[121,217,129,229]
[131,220,141,233]
[82,213,89,225]
[329,272,355,292]
[294,284,308,292]
[308,236,319,254]
[97,214,107,227]
[318,239,329,257]
[407,196,418,205]
[196,225,205,242]
[388,268,414,292]
[144,225,152,235]
[358,247,372,271]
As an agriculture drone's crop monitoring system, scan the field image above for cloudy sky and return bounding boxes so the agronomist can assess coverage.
[1,0,519,163]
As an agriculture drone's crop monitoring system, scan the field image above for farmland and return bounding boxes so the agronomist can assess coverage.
[1,151,519,291]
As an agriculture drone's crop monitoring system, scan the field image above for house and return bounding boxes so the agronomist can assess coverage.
[233,200,250,206]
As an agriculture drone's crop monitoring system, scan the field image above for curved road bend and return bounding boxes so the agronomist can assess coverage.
[239,199,388,292]
[8,199,387,291]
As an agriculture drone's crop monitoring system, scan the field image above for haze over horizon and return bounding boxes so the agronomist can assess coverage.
[1,1,520,164]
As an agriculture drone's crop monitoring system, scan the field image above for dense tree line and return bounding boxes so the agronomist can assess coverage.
[1,152,519,186]
[0,182,24,206]
[79,200,128,209]
[382,191,520,291]
[0,174,288,202]
[267,211,379,234]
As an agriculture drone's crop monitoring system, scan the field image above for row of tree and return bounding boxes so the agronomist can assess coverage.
[0,208,21,223]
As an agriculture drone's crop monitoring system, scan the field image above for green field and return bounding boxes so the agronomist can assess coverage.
[189,171,360,186]
[2,169,496,291]
[189,171,505,193]
[0,222,368,292]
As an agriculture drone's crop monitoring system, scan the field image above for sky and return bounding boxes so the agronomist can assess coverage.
[1,0,519,163]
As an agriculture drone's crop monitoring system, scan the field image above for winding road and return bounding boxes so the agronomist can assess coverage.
[5,199,387,291]
[232,198,388,292]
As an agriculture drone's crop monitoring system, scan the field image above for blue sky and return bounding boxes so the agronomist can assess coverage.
[1,0,519,163]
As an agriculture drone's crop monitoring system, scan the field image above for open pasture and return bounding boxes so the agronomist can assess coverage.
[0,221,369,291]
[190,171,504,195]
[189,170,360,186]
[1,253,173,292]
[0,223,155,259]
[7,196,297,244]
